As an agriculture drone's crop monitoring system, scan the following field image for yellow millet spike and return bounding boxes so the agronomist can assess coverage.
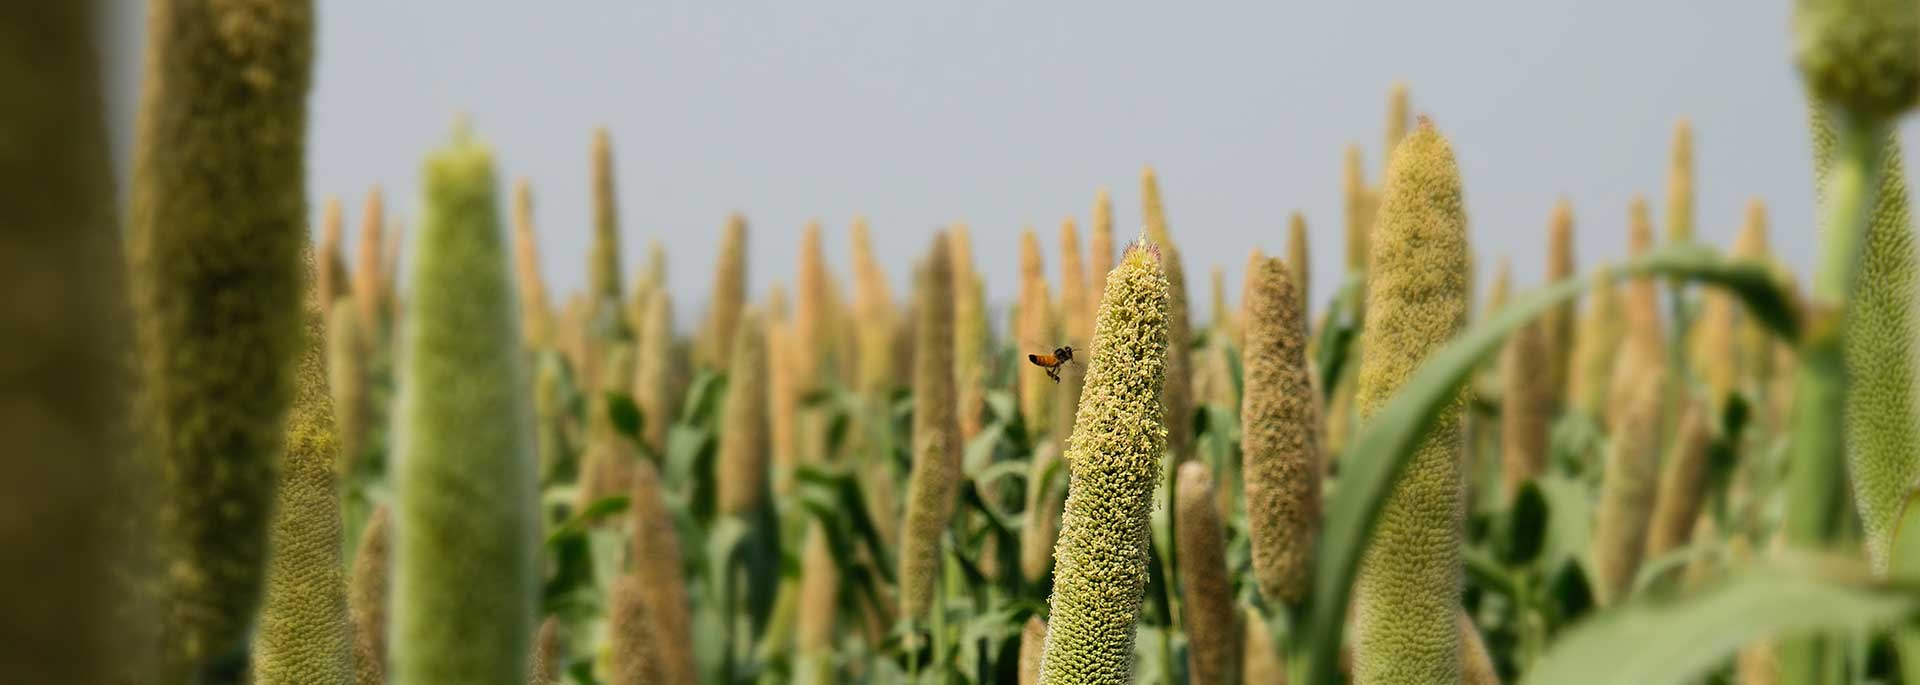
[1352,119,1472,684]
[1289,211,1312,310]
[703,213,750,371]
[1037,240,1171,683]
[1667,119,1696,245]
[1646,403,1714,559]
[1544,199,1577,401]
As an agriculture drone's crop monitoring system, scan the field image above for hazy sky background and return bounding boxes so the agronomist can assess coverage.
[101,1,1920,328]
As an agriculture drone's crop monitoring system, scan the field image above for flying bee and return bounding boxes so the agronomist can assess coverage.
[1026,345,1075,383]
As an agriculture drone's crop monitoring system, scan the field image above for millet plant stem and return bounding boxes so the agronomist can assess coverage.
[1783,110,1887,685]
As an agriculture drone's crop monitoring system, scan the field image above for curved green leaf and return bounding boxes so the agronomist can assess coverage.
[1296,246,1799,685]
[1524,559,1920,685]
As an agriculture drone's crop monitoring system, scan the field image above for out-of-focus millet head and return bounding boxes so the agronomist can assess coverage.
[1352,116,1471,684]
[702,213,749,371]
[1795,0,1920,118]
[1666,119,1695,244]
[1241,256,1320,605]
[618,459,698,684]
[718,310,771,517]
[349,505,390,685]
[1037,238,1171,684]
[127,0,315,672]
[1175,461,1241,685]
[1288,211,1311,307]
[900,234,961,621]
[588,126,622,300]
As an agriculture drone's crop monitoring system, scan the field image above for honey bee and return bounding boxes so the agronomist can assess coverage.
[1026,345,1075,383]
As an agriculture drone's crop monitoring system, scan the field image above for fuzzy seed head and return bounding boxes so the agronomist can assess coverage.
[1037,242,1171,684]
[319,196,347,306]
[1242,257,1321,605]
[1545,199,1577,403]
[1569,263,1624,420]
[1795,0,1920,118]
[354,186,387,339]
[718,312,771,517]
[1592,366,1667,605]
[1017,229,1058,437]
[588,126,622,301]
[1352,119,1471,683]
[1020,617,1047,685]
[901,235,960,619]
[1176,462,1242,685]
[529,616,563,685]
[1289,211,1311,309]
[512,178,554,348]
[1646,403,1714,559]
[391,128,538,684]
[1344,143,1372,273]
[796,221,835,393]
[613,460,697,684]
[1501,321,1552,501]
[701,213,749,371]
[1667,120,1696,244]
[633,291,676,454]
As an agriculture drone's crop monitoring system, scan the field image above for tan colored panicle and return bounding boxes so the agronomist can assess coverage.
[1019,617,1046,685]
[633,291,675,454]
[1625,196,1663,349]
[1666,119,1695,244]
[319,196,347,306]
[1343,143,1372,274]
[1238,248,1268,352]
[900,236,960,620]
[765,285,800,494]
[1143,165,1172,247]
[1210,265,1234,347]
[588,126,622,302]
[1060,218,1091,346]
[950,226,991,444]
[1544,199,1577,403]
[1161,243,1197,460]
[350,505,390,685]
[1352,119,1472,683]
[1692,258,1740,407]
[623,240,665,340]
[1592,365,1667,605]
[380,218,404,326]
[1289,211,1311,309]
[1646,403,1714,559]
[794,523,838,653]
[795,221,834,396]
[529,616,563,685]
[1460,611,1501,685]
[717,312,770,516]
[1485,257,1512,318]
[1243,257,1320,605]
[611,460,696,685]
[1020,444,1066,583]
[1500,321,1551,500]
[511,179,555,349]
[850,215,896,400]
[1177,462,1242,685]
[701,213,749,371]
[1016,228,1057,437]
[1382,82,1411,179]
[354,186,387,339]
[1089,188,1116,318]
[1569,263,1624,420]
[1242,606,1285,684]
[1733,199,1777,393]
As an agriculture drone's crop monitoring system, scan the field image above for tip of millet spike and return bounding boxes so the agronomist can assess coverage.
[1415,113,1435,130]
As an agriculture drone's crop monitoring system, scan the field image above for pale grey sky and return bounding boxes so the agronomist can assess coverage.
[102,1,1920,325]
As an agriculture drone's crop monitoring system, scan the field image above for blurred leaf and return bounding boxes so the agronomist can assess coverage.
[1311,273,1364,401]
[545,495,631,546]
[1523,559,1920,685]
[606,392,642,442]
[1299,247,1798,685]
[1499,482,1550,566]
[680,369,726,426]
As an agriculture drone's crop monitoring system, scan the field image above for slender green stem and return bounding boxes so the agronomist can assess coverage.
[1782,109,1887,685]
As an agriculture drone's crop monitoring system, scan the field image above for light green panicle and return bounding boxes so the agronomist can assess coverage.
[1176,462,1242,685]
[253,270,352,684]
[1352,119,1472,684]
[900,236,960,620]
[0,2,128,679]
[1812,104,1920,572]
[1036,240,1171,684]
[1794,0,1920,119]
[391,126,538,685]
[126,0,315,676]
[1242,257,1320,605]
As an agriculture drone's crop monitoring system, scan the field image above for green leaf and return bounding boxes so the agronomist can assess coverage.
[1311,273,1364,401]
[1523,560,1920,685]
[1499,482,1549,566]
[1296,246,1800,685]
[606,392,643,441]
